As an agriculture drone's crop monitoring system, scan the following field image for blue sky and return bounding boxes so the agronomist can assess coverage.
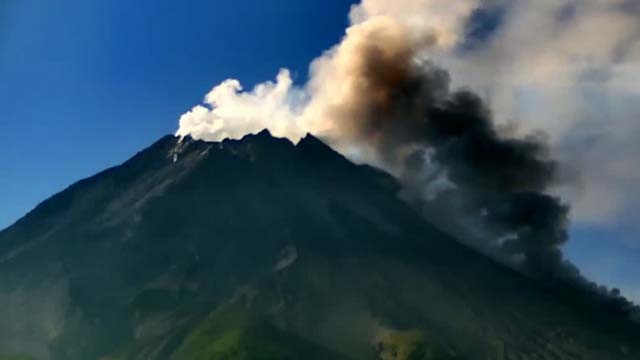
[1,0,637,300]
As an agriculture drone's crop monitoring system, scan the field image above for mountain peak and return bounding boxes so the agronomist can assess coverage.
[237,128,276,142]
[297,132,330,150]
[296,132,350,165]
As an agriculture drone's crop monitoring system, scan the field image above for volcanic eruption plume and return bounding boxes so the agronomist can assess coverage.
[177,0,640,312]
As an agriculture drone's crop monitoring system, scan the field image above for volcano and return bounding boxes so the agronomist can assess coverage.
[0,131,638,360]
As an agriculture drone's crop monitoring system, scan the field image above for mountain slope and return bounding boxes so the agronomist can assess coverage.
[170,305,352,360]
[0,131,638,360]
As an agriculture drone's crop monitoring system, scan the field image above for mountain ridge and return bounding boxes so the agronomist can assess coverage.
[0,131,638,360]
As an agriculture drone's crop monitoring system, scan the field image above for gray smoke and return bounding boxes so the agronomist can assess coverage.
[312,51,569,278]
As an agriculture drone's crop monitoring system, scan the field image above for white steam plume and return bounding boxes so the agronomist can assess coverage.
[177,0,479,150]
[176,69,306,142]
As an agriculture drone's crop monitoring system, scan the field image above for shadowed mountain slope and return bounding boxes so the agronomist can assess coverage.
[0,131,638,360]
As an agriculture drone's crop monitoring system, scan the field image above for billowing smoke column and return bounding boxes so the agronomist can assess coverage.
[306,14,570,277]
[177,0,565,276]
[177,0,640,311]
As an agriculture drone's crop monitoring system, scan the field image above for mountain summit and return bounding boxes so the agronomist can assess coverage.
[0,132,638,360]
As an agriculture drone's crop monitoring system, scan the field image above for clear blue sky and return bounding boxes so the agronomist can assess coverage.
[1,0,637,301]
